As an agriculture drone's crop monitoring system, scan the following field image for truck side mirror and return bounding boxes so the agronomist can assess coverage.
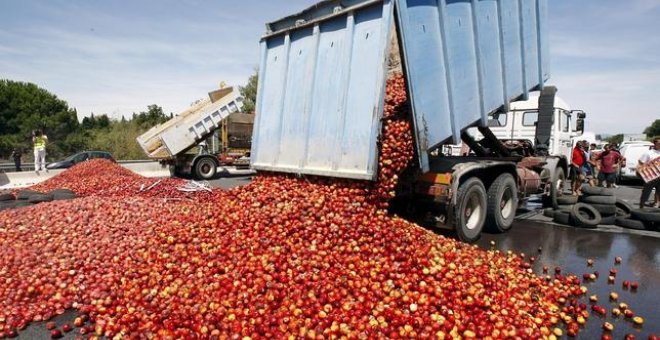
[576,119,585,133]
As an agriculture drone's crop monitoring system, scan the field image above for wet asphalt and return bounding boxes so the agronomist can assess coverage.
[12,176,660,338]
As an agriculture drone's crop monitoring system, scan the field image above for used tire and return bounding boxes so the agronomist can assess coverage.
[580,195,616,205]
[28,194,53,204]
[557,195,578,205]
[557,205,575,212]
[193,157,218,180]
[630,208,660,223]
[0,201,16,211]
[52,192,77,201]
[553,211,572,225]
[570,203,601,228]
[600,215,616,225]
[485,174,518,233]
[588,203,617,215]
[543,208,555,218]
[580,185,615,196]
[13,201,32,208]
[0,193,15,201]
[455,178,487,243]
[16,190,41,200]
[615,198,633,218]
[615,217,646,230]
[48,188,75,195]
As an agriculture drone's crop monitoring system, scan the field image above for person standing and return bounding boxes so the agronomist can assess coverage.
[32,129,48,173]
[596,143,623,188]
[638,137,660,208]
[10,147,23,172]
[570,141,586,195]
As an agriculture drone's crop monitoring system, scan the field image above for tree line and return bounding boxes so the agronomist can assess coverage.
[1,73,258,162]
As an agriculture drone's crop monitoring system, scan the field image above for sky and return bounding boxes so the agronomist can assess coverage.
[1,0,658,135]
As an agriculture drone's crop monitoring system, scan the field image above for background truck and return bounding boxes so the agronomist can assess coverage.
[137,87,247,179]
[444,93,587,159]
[251,0,570,242]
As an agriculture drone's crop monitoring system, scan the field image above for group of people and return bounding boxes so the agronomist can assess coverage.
[8,129,48,173]
[570,141,622,195]
[570,137,660,208]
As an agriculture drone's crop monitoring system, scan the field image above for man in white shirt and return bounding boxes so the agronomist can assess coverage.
[639,137,660,208]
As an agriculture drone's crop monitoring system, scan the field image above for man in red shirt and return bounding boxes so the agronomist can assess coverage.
[596,143,623,188]
[570,142,586,195]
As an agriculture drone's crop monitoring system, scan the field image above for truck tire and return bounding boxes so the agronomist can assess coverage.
[600,215,616,225]
[588,203,617,215]
[615,198,633,218]
[485,174,518,233]
[580,185,614,196]
[630,208,660,223]
[556,195,578,205]
[553,211,571,225]
[455,178,487,243]
[16,190,41,200]
[28,194,54,204]
[570,203,601,228]
[549,167,566,209]
[579,195,616,205]
[543,208,555,218]
[193,157,218,180]
[0,193,15,201]
[614,217,645,230]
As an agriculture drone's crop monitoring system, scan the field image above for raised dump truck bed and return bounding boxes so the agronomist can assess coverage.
[136,87,244,179]
[251,0,549,180]
[251,0,568,243]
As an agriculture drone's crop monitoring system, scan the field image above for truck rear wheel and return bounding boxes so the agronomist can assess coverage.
[455,178,487,243]
[485,174,518,233]
[194,157,218,180]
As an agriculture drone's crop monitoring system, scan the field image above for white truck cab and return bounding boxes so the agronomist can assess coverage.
[456,92,586,159]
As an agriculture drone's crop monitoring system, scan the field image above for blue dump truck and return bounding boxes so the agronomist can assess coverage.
[250,0,584,242]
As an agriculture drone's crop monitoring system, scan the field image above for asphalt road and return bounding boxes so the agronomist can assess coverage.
[13,176,660,338]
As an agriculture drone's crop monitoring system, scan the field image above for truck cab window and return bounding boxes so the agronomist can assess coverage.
[487,113,507,127]
[522,111,538,126]
[561,111,569,132]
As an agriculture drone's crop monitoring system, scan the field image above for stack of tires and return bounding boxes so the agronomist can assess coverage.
[0,189,77,211]
[578,186,617,225]
[616,208,660,231]
[543,185,613,228]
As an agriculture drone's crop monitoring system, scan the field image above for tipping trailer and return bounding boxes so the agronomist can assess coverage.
[251,0,572,242]
[137,87,244,179]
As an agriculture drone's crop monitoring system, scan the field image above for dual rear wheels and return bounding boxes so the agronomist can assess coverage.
[455,174,518,243]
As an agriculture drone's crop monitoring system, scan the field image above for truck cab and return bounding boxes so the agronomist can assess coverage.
[486,94,586,160]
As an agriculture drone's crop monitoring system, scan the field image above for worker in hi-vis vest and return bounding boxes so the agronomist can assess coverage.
[32,129,48,172]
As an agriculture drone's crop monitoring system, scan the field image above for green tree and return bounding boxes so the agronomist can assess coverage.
[239,70,258,114]
[644,119,660,139]
[606,134,624,146]
[0,79,83,159]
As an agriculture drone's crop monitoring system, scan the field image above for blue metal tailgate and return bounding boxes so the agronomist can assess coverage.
[396,0,550,171]
[251,0,394,180]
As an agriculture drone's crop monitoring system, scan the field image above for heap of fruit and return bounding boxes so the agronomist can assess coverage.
[1,74,654,338]
[27,160,216,200]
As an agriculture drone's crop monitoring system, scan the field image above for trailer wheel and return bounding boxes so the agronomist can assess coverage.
[485,174,518,233]
[194,157,218,180]
[549,167,566,209]
[455,178,487,243]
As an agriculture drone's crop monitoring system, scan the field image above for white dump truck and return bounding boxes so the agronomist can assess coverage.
[137,87,245,179]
